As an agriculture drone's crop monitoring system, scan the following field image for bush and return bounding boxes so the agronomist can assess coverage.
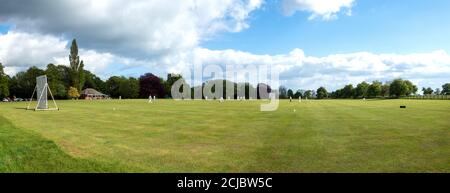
[68,86,80,99]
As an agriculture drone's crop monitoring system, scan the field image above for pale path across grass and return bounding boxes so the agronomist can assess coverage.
[0,99,449,172]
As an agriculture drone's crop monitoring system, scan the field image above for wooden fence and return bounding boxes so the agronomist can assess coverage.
[402,95,450,100]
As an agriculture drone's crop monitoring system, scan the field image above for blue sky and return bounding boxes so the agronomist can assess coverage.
[203,0,450,56]
[0,24,11,34]
[0,0,449,91]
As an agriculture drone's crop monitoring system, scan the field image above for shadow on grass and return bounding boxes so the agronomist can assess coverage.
[0,115,131,172]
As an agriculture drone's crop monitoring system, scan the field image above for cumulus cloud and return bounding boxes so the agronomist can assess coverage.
[0,31,67,68]
[0,31,154,79]
[282,0,355,20]
[0,0,263,59]
[162,48,450,90]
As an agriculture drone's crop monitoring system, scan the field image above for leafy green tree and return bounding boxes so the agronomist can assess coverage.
[69,39,85,91]
[106,76,123,98]
[442,83,450,95]
[106,75,140,99]
[404,80,418,96]
[118,77,139,99]
[83,70,106,93]
[390,79,410,98]
[331,89,342,99]
[46,64,68,99]
[304,90,313,99]
[0,63,10,99]
[9,67,45,98]
[434,88,441,95]
[381,83,390,97]
[45,64,72,88]
[422,87,434,95]
[294,90,302,99]
[164,74,184,98]
[342,84,354,98]
[354,81,369,98]
[316,87,328,99]
[54,84,67,99]
[287,89,294,98]
[367,81,382,98]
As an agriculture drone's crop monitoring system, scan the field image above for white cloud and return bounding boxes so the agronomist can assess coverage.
[0,0,263,58]
[163,48,450,91]
[0,31,154,79]
[0,31,67,68]
[282,0,355,20]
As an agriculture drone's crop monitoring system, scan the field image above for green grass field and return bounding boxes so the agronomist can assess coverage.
[0,99,449,172]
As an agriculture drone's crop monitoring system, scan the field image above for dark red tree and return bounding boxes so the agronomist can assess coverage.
[139,73,165,98]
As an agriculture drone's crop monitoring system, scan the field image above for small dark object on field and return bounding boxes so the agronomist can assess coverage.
[400,106,406,108]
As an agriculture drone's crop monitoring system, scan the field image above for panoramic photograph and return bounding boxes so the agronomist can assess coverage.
[0,0,449,186]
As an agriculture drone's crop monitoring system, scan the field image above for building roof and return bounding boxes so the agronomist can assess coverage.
[81,88,107,96]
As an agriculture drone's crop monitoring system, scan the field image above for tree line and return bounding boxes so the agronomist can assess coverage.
[278,81,450,100]
[3,57,448,100]
[0,61,274,100]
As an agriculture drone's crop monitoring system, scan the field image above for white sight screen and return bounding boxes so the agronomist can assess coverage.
[36,75,48,109]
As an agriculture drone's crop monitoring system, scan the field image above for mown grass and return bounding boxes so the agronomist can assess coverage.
[0,116,127,172]
[0,99,449,172]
